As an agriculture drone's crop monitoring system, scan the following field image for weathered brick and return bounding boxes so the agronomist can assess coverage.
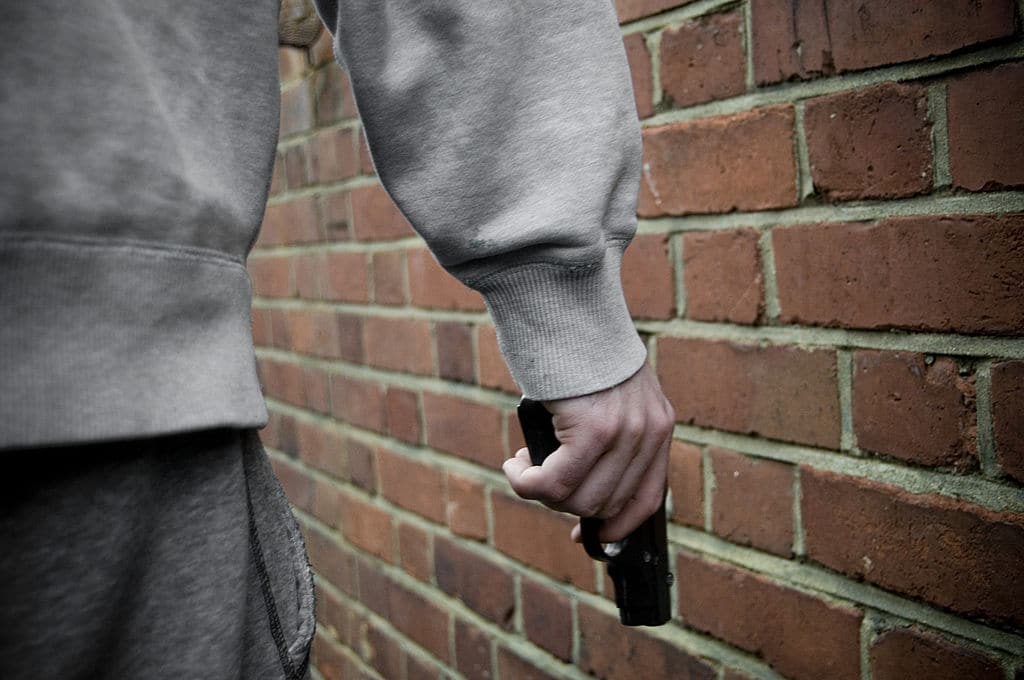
[309,128,358,185]
[660,10,746,108]
[280,80,313,138]
[478,325,519,394]
[285,309,349,359]
[657,338,840,449]
[437,321,475,383]
[304,523,357,597]
[668,440,703,527]
[259,196,320,246]
[259,357,306,407]
[446,473,488,541]
[455,620,493,680]
[497,648,563,680]
[492,493,595,590]
[711,448,794,556]
[870,626,1004,680]
[773,215,1024,335]
[292,253,320,300]
[623,33,653,119]
[522,579,573,662]
[372,250,408,305]
[397,522,432,583]
[329,375,385,433]
[638,106,797,216]
[350,184,415,242]
[248,255,294,298]
[284,143,308,189]
[310,477,343,529]
[297,421,347,480]
[804,83,932,200]
[320,251,370,303]
[362,316,433,375]
[801,467,1024,629]
[251,306,272,347]
[853,352,977,469]
[948,62,1024,191]
[386,579,450,662]
[683,228,762,324]
[309,28,334,67]
[423,393,504,469]
[614,0,691,23]
[314,66,357,125]
[317,586,355,648]
[408,248,487,311]
[301,364,330,414]
[992,361,1024,484]
[377,447,446,524]
[358,129,376,176]
[622,233,675,319]
[406,653,441,680]
[270,456,315,513]
[384,387,421,445]
[750,0,833,85]
[313,633,356,680]
[340,492,393,561]
[318,191,351,241]
[434,537,515,628]
[269,152,285,196]
[578,602,718,680]
[279,47,307,84]
[345,438,377,493]
[677,552,862,680]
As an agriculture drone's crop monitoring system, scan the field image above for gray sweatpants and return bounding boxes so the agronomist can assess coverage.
[0,429,314,679]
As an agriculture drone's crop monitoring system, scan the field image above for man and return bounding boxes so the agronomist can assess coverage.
[0,1,673,677]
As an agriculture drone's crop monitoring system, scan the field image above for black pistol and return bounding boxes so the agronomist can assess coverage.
[517,398,673,626]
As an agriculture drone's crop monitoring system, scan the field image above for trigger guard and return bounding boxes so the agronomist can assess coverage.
[581,517,622,562]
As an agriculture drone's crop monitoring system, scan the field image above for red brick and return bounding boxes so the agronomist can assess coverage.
[446,473,488,541]
[284,143,308,189]
[492,493,595,590]
[660,10,746,108]
[310,477,344,530]
[408,249,487,311]
[522,580,573,661]
[303,365,331,413]
[638,106,797,216]
[622,233,675,319]
[773,215,1024,335]
[405,653,441,680]
[804,83,932,201]
[371,250,408,305]
[387,580,450,662]
[304,523,358,597]
[711,448,794,556]
[355,611,404,679]
[278,46,307,82]
[423,393,505,469]
[270,456,315,513]
[377,448,446,524]
[269,153,285,196]
[259,357,306,407]
[317,587,355,648]
[497,648,563,680]
[477,325,519,394]
[341,493,394,562]
[870,626,1004,680]
[683,228,763,324]
[318,191,351,241]
[297,421,347,480]
[251,306,272,347]
[623,33,653,119]
[657,338,840,448]
[384,387,421,445]
[823,0,1016,73]
[346,438,377,493]
[677,552,862,680]
[319,251,370,303]
[259,196,320,246]
[248,255,294,298]
[309,128,359,185]
[434,537,515,628]
[992,361,1024,484]
[750,0,833,85]
[330,375,385,432]
[948,62,1024,191]
[801,468,1024,629]
[578,602,718,680]
[286,309,349,359]
[314,67,357,125]
[280,80,313,138]
[362,316,433,375]
[309,28,334,67]
[397,522,432,584]
[455,620,493,680]
[722,670,756,680]
[614,0,692,23]
[268,309,291,350]
[853,352,977,469]
[358,129,375,176]
[668,441,703,527]
[436,321,475,383]
[351,184,415,242]
[312,633,356,680]
[290,253,317,300]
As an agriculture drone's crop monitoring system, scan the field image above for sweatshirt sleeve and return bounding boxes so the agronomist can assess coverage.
[313,0,647,400]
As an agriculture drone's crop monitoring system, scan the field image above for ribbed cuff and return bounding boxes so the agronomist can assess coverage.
[476,244,647,400]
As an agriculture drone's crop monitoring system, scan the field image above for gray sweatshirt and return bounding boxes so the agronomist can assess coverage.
[0,1,646,449]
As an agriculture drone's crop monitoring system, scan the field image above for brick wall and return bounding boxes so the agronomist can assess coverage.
[255,2,1024,678]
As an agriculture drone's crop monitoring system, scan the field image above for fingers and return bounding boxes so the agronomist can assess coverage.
[594,431,671,543]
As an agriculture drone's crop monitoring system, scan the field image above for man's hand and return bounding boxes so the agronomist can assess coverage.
[502,364,675,543]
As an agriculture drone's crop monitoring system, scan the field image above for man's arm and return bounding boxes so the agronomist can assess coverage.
[313,0,673,539]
